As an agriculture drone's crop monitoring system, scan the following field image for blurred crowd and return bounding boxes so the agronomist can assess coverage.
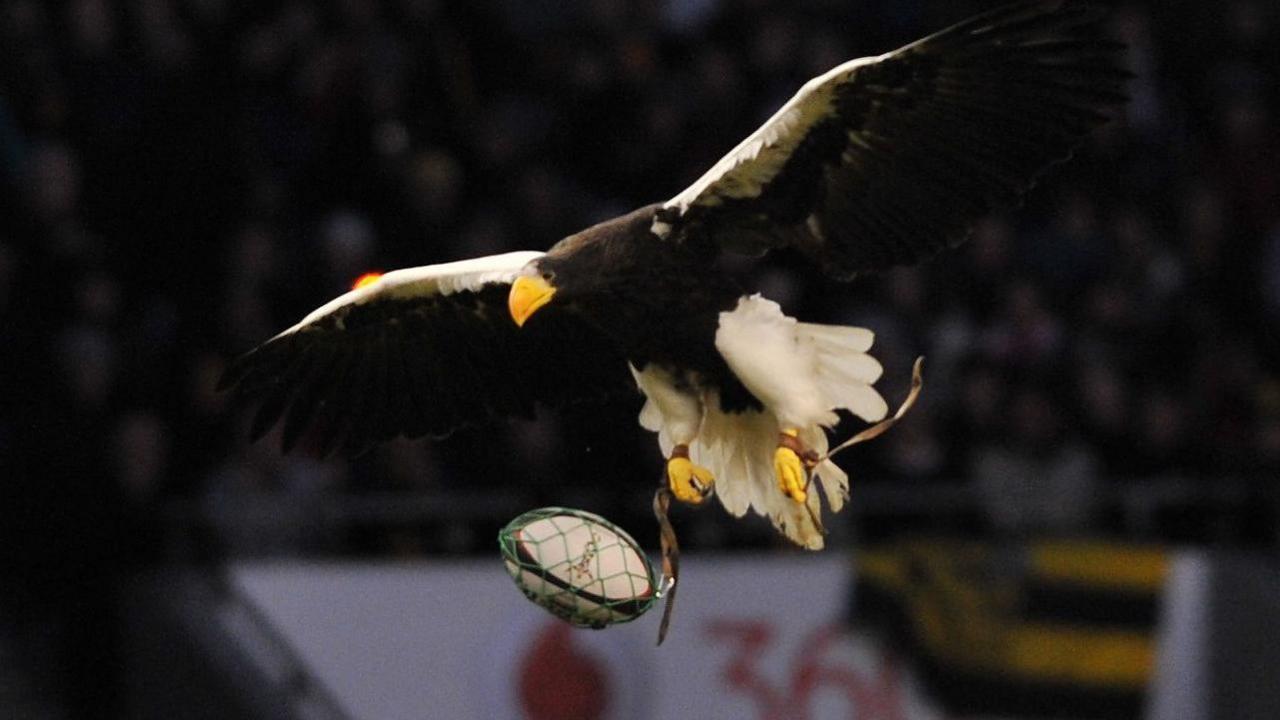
[2,0,1279,571]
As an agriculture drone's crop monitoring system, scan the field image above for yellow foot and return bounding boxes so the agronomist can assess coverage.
[667,445,714,505]
[774,429,816,504]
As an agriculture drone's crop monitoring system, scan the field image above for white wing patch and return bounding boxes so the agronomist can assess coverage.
[661,55,881,218]
[290,251,544,332]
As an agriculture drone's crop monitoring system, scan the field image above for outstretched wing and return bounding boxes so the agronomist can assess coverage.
[219,251,632,455]
[659,0,1129,279]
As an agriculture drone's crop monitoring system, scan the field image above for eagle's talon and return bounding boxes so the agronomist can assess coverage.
[667,456,715,505]
[775,428,813,504]
[774,445,809,504]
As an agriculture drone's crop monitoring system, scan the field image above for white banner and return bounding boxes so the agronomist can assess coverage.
[231,555,944,720]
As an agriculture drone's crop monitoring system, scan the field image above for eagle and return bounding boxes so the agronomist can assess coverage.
[220,1,1128,549]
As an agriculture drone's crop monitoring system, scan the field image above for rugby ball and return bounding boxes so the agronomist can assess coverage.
[499,507,657,628]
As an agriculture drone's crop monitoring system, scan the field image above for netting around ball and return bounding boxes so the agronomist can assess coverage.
[499,507,658,628]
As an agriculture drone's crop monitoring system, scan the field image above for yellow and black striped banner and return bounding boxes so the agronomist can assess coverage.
[854,539,1167,719]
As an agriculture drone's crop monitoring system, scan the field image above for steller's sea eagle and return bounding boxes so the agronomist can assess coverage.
[220,1,1129,549]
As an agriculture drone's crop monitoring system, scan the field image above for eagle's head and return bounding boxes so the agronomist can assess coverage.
[507,205,665,328]
[507,261,559,328]
[506,248,616,328]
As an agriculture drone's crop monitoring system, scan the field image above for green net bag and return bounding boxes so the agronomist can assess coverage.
[498,507,658,628]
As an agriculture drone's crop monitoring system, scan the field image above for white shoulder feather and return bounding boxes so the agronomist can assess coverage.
[662,56,881,215]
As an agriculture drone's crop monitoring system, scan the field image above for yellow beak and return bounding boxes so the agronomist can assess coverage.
[508,275,557,327]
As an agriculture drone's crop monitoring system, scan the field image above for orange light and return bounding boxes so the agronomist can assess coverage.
[352,272,383,290]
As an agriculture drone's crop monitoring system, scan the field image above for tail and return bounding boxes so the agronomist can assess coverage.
[796,322,888,423]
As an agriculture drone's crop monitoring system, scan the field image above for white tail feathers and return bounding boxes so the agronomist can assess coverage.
[715,297,837,429]
[798,322,888,423]
[716,296,888,428]
[795,322,874,354]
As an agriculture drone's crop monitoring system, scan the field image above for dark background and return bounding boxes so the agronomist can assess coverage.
[1,0,1277,717]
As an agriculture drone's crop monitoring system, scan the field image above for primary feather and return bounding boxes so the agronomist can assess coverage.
[220,252,630,455]
[661,0,1128,278]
